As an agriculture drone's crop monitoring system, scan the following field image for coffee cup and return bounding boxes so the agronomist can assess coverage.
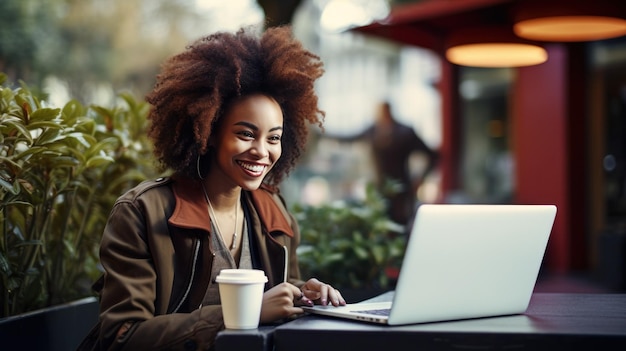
[215,269,268,329]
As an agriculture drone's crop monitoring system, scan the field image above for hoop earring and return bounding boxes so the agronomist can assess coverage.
[196,155,204,180]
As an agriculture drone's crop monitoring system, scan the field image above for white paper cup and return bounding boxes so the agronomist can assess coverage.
[215,269,268,329]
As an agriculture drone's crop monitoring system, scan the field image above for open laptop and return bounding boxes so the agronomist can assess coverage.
[302,204,557,325]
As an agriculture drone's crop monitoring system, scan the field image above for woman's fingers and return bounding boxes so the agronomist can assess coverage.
[329,288,346,306]
[301,278,346,306]
[291,284,314,307]
[301,286,322,301]
[260,283,308,322]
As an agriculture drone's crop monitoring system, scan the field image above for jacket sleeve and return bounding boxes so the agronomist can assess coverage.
[98,190,224,351]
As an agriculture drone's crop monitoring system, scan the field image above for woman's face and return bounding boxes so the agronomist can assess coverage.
[210,94,283,191]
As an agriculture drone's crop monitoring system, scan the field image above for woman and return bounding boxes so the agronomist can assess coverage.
[92,26,345,350]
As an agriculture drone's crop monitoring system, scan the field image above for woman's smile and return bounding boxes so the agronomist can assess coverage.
[237,160,268,177]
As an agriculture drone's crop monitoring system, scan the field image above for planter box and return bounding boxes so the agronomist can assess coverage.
[0,297,99,351]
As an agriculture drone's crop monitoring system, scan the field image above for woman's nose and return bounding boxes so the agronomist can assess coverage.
[250,141,269,158]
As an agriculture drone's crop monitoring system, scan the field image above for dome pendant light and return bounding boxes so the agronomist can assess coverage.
[445,26,548,68]
[514,0,626,42]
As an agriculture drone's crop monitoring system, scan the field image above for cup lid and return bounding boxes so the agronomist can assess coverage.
[215,269,268,284]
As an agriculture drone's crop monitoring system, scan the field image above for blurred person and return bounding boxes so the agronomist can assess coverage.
[333,101,438,227]
[79,26,345,351]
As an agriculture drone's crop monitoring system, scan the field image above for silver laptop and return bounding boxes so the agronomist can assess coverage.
[302,204,557,325]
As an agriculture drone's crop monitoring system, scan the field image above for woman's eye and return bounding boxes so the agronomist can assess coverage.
[269,135,281,143]
[238,131,254,139]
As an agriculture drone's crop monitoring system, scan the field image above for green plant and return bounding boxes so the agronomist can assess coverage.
[293,183,405,291]
[0,72,158,317]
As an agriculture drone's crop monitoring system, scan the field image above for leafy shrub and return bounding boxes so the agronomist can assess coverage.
[0,73,158,317]
[293,183,406,291]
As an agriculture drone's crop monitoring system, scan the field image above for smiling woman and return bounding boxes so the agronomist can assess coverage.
[78,26,347,351]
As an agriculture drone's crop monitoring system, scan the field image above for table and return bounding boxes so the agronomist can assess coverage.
[215,293,626,351]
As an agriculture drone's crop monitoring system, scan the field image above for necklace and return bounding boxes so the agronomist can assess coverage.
[201,184,240,250]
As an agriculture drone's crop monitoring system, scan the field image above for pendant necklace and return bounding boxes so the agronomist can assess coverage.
[201,184,240,250]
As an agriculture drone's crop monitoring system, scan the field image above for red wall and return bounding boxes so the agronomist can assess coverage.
[439,60,460,195]
[513,45,571,273]
[436,44,588,273]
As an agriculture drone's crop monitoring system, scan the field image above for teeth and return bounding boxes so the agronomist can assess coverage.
[239,161,265,173]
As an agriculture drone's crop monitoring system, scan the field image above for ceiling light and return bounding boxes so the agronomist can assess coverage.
[514,0,626,42]
[445,26,548,68]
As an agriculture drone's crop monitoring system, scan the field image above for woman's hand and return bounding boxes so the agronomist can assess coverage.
[259,282,313,323]
[258,279,346,323]
[301,278,346,307]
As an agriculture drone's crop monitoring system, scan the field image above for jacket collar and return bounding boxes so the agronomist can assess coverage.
[168,175,210,230]
[249,186,294,237]
[168,175,294,237]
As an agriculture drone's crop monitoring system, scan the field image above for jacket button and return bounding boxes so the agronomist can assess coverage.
[183,339,197,350]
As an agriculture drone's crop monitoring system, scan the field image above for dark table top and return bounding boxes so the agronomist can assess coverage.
[216,293,626,351]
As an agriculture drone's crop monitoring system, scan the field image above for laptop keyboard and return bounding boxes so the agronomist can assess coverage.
[353,308,391,316]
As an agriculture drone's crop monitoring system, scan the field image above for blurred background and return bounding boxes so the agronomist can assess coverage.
[2,0,625,292]
[0,0,442,204]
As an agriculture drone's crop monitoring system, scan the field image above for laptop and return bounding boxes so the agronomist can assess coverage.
[302,204,557,325]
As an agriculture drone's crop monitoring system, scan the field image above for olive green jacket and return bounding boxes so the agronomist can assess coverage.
[96,175,303,350]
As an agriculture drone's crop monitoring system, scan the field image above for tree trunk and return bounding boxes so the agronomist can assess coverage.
[257,0,303,28]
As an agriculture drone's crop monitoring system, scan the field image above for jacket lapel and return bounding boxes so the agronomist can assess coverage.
[250,188,294,237]
[168,177,210,231]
